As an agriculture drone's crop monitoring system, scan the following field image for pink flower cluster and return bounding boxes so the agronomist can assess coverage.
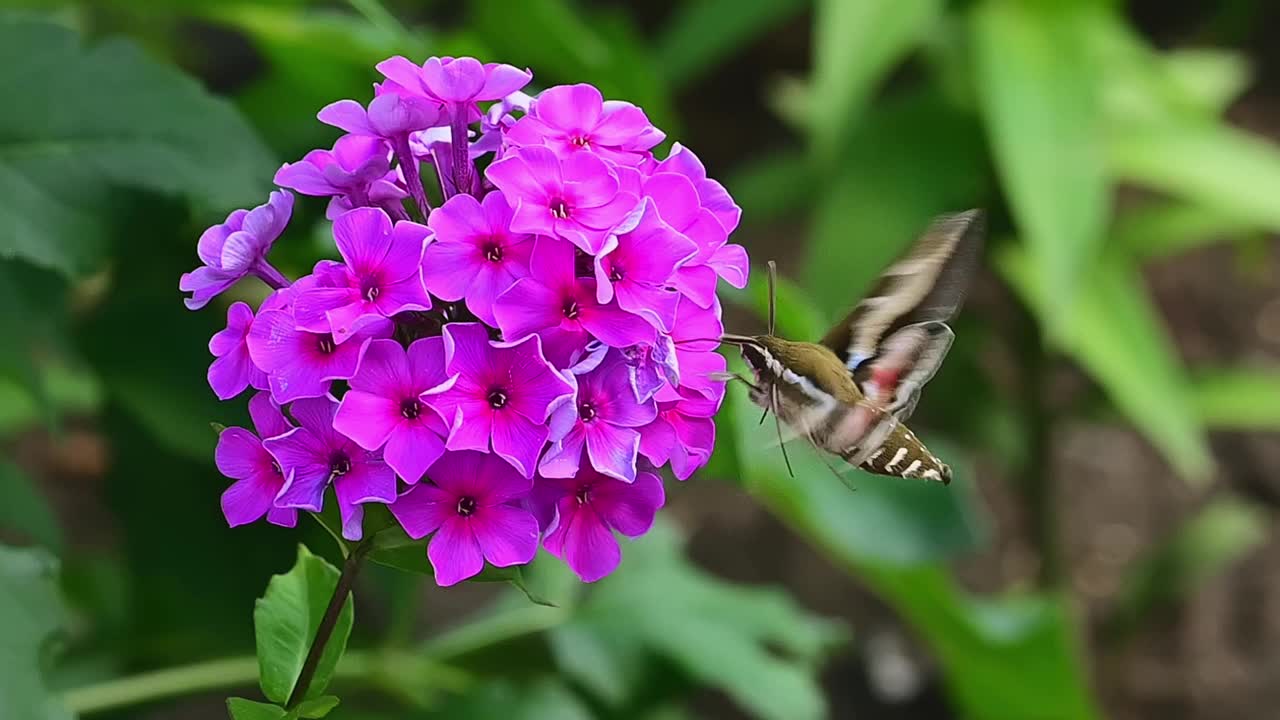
[183,56,746,585]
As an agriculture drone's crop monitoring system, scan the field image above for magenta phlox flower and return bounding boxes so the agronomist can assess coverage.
[389,450,538,586]
[378,56,531,113]
[506,83,664,165]
[656,143,742,235]
[247,299,392,403]
[639,171,745,307]
[265,396,396,540]
[181,190,293,309]
[319,93,444,140]
[540,350,657,483]
[333,338,451,483]
[658,296,727,402]
[533,466,664,582]
[639,388,718,481]
[594,198,697,332]
[293,208,432,342]
[493,238,655,366]
[423,323,573,478]
[421,192,533,326]
[486,146,639,255]
[217,392,297,528]
[208,302,269,400]
[275,135,405,219]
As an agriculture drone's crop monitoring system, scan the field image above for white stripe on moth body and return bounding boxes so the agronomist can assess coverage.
[903,459,923,476]
[884,447,909,472]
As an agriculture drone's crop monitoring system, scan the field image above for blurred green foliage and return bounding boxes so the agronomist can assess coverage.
[3,0,1280,718]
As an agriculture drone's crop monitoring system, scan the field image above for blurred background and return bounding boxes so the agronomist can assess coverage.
[4,1,1280,719]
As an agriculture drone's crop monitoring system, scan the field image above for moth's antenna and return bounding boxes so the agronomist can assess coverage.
[766,260,778,336]
[771,384,794,478]
[758,406,769,426]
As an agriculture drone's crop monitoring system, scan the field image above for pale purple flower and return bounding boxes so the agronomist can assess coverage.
[275,135,406,220]
[247,305,392,403]
[333,338,451,484]
[422,193,533,326]
[595,199,697,332]
[319,94,445,140]
[492,238,655,366]
[540,351,657,483]
[506,84,664,165]
[639,389,719,481]
[208,302,268,400]
[216,392,297,528]
[389,450,538,586]
[486,146,639,255]
[293,208,433,342]
[533,467,665,582]
[424,323,574,478]
[265,396,396,541]
[620,337,680,403]
[377,55,531,109]
[181,190,293,309]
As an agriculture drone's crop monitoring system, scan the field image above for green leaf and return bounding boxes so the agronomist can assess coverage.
[972,0,1109,324]
[557,520,845,719]
[227,697,288,720]
[293,694,340,719]
[0,19,274,277]
[1161,49,1251,116]
[658,0,808,90]
[803,87,986,316]
[809,0,941,160]
[254,545,354,705]
[0,460,62,552]
[999,246,1213,481]
[1109,121,1280,234]
[1114,201,1260,260]
[1105,496,1267,643]
[432,677,594,720]
[1190,368,1280,430]
[0,545,72,720]
[723,149,814,223]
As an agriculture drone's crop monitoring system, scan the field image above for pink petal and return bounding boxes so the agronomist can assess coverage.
[208,350,253,401]
[536,84,603,132]
[294,287,356,334]
[444,401,494,453]
[221,474,276,527]
[423,56,485,102]
[492,278,563,341]
[376,55,427,94]
[333,390,401,451]
[673,264,719,309]
[428,193,488,245]
[580,292,656,347]
[348,338,409,396]
[473,504,539,567]
[249,392,292,439]
[317,99,376,136]
[384,420,446,483]
[478,63,533,100]
[381,220,432,283]
[491,411,549,478]
[215,428,268,479]
[422,241,482,301]
[372,274,432,317]
[560,503,621,583]
[538,424,585,478]
[584,422,640,483]
[389,482,454,538]
[594,470,664,537]
[644,173,701,230]
[332,207,394,274]
[710,243,750,288]
[429,516,485,586]
[465,261,518,327]
[573,192,639,231]
[616,283,680,333]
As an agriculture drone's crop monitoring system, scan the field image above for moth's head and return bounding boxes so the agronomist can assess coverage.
[720,334,789,382]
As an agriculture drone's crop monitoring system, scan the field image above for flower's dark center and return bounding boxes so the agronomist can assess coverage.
[487,389,508,409]
[330,452,351,476]
[570,135,591,148]
[578,402,597,422]
[562,299,580,320]
[456,496,477,516]
[549,198,570,219]
[574,249,594,276]
[271,460,283,477]
[609,265,624,282]
[362,280,380,302]
[317,334,336,354]
[575,486,591,505]
[400,398,421,419]
[483,242,503,263]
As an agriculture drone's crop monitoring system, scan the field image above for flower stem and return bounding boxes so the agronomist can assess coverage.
[449,106,473,197]
[287,539,372,709]
[394,136,432,220]
[253,260,291,290]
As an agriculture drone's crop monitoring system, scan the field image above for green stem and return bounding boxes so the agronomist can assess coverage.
[287,539,372,708]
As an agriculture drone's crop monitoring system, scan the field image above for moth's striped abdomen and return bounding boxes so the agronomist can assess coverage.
[853,424,950,484]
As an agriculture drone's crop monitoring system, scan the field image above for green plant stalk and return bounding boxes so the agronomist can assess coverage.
[287,539,372,708]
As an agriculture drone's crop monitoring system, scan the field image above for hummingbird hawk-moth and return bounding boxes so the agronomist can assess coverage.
[718,209,984,485]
